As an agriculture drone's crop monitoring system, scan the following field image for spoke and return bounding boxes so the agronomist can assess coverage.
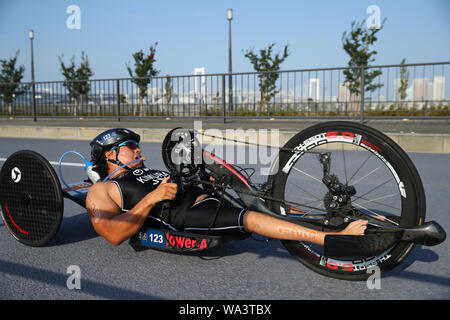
[352,202,399,226]
[354,178,393,200]
[288,180,322,201]
[298,199,325,212]
[286,208,314,216]
[286,211,327,218]
[285,193,318,203]
[303,198,325,206]
[353,193,400,211]
[284,197,326,213]
[282,199,327,214]
[286,193,324,208]
[291,166,322,183]
[351,165,381,185]
[342,144,348,184]
[347,152,374,185]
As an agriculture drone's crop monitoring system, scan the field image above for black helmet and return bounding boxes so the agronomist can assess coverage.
[90,128,140,164]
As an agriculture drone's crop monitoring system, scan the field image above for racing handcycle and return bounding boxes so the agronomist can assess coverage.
[0,121,446,280]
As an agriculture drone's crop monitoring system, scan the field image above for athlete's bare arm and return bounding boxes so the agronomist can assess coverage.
[86,176,178,246]
[243,211,368,246]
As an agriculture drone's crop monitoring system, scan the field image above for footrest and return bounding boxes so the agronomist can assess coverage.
[401,221,446,246]
[324,232,399,260]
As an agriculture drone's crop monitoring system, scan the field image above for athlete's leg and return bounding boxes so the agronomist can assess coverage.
[242,210,367,246]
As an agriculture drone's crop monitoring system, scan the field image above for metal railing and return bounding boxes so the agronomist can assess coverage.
[0,61,449,122]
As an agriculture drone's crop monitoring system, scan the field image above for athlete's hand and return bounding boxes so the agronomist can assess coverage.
[201,174,215,194]
[147,176,178,205]
[339,220,368,236]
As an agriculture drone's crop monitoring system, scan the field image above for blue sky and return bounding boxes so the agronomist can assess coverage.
[0,0,449,82]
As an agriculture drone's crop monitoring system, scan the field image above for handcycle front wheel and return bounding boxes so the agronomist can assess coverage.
[267,121,426,281]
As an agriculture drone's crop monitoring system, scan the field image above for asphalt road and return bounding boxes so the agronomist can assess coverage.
[0,137,449,300]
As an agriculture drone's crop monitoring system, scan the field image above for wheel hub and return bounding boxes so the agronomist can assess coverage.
[319,153,357,226]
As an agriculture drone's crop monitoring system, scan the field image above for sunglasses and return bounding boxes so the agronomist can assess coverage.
[116,140,140,150]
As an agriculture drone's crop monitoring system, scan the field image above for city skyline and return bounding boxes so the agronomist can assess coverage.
[21,70,447,104]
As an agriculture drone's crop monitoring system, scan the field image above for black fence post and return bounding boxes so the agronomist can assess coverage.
[116,79,121,122]
[423,98,428,117]
[222,74,226,123]
[31,82,37,121]
[360,66,366,123]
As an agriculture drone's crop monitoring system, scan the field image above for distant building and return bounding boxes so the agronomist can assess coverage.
[338,82,350,101]
[413,78,430,101]
[309,78,320,101]
[413,76,445,101]
[193,67,206,98]
[338,82,358,102]
[433,76,445,100]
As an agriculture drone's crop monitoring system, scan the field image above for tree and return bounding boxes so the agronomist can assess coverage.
[397,58,409,103]
[127,42,159,116]
[243,43,289,111]
[59,52,93,116]
[342,19,385,112]
[119,94,127,104]
[164,75,173,104]
[0,51,28,115]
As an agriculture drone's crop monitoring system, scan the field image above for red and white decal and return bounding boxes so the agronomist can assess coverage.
[165,233,208,249]
[317,249,392,272]
[203,151,249,186]
[361,139,382,153]
[4,202,29,235]
[326,131,355,141]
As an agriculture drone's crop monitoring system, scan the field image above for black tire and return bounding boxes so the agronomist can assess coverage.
[267,121,426,280]
[0,150,64,247]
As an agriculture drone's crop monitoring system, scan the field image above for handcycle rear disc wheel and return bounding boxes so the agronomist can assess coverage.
[267,121,426,280]
[0,150,64,247]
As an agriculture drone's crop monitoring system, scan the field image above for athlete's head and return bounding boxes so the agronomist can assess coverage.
[90,128,143,172]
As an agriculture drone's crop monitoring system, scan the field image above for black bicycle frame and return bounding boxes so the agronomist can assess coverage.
[202,150,273,212]
[201,149,326,231]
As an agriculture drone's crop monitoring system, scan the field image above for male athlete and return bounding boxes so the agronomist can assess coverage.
[85,128,367,246]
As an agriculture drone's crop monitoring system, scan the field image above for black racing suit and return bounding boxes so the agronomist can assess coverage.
[109,167,248,236]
